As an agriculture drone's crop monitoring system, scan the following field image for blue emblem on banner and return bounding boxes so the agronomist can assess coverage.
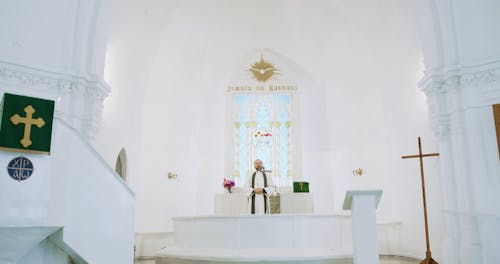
[7,156,34,181]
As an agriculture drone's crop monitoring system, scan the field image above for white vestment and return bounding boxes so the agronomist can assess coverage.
[246,171,275,214]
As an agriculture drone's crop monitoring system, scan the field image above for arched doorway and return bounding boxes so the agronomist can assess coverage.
[115,147,127,181]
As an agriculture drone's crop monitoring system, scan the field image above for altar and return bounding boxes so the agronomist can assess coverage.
[214,187,314,214]
[155,213,403,263]
[156,214,353,263]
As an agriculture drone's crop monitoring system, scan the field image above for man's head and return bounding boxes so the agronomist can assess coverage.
[254,159,263,171]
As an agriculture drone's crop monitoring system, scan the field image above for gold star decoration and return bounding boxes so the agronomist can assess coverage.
[249,54,279,82]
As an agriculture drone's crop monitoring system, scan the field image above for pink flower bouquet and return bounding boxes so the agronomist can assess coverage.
[223,178,235,193]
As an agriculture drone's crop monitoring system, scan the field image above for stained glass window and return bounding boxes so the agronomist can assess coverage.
[232,94,293,187]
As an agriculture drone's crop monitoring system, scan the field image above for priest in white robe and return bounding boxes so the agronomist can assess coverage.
[246,159,275,214]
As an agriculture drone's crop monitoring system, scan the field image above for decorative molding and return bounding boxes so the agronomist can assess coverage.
[461,67,500,87]
[0,64,74,92]
[420,77,445,96]
[0,60,110,95]
[420,60,500,95]
[0,60,110,141]
[430,113,451,140]
[419,60,500,139]
[443,75,461,92]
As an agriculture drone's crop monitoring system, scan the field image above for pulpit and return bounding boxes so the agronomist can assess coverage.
[343,190,383,264]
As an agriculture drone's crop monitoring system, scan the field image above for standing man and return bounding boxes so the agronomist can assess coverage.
[246,159,275,214]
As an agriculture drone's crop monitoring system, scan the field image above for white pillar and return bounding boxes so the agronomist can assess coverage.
[419,0,500,262]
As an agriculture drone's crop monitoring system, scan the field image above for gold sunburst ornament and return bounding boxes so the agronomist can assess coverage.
[249,54,279,82]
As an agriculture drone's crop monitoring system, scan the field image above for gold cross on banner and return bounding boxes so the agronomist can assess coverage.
[10,105,46,148]
[402,137,439,264]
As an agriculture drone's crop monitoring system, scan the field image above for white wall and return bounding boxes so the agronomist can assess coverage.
[51,120,135,264]
[131,1,443,260]
[0,0,77,70]
[92,0,181,194]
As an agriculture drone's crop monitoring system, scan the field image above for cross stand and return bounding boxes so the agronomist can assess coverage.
[401,137,439,264]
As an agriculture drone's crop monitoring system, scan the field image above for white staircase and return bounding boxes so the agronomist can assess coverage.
[0,119,135,264]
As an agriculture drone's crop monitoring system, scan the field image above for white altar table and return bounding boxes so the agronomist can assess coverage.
[214,188,314,214]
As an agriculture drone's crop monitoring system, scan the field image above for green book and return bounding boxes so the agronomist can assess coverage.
[293,182,309,193]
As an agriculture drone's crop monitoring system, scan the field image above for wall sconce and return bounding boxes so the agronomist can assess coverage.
[352,168,364,176]
[167,172,178,180]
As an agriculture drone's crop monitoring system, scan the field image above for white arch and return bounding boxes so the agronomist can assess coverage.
[115,147,128,181]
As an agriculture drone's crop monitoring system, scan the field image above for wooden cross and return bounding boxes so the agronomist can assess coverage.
[401,137,439,264]
[10,105,46,148]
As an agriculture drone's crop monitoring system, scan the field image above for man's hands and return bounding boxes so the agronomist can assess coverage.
[254,188,264,194]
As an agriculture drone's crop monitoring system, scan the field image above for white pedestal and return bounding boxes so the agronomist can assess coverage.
[343,190,383,264]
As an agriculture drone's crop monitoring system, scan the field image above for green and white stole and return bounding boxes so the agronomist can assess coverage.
[251,171,268,214]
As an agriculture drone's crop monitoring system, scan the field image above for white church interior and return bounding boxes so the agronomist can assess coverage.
[0,0,499,263]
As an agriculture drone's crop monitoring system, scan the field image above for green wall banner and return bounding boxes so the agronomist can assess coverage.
[0,93,55,154]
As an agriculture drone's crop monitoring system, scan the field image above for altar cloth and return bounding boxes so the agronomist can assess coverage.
[215,191,314,214]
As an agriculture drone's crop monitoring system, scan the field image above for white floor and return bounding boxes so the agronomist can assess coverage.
[136,259,155,264]
[136,255,419,264]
